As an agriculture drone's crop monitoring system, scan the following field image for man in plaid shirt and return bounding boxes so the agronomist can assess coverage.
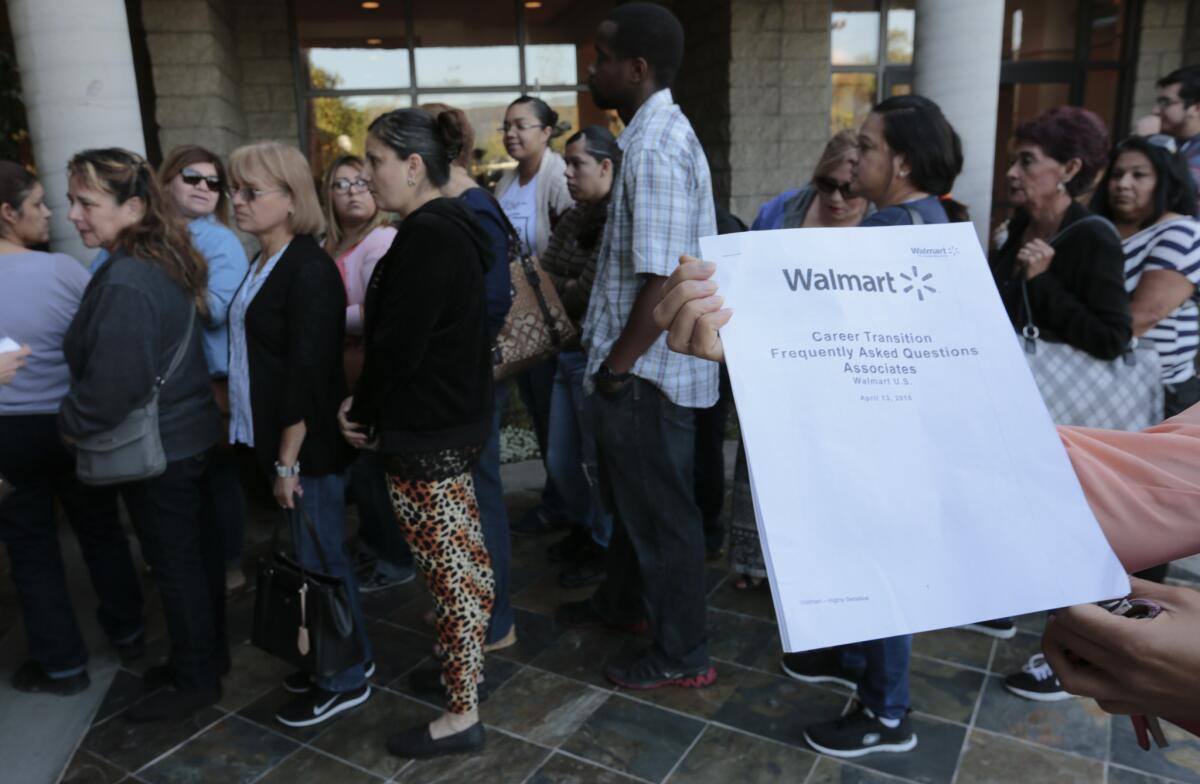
[556,2,721,690]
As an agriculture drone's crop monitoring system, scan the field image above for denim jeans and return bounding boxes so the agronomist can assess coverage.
[546,350,612,547]
[349,450,412,578]
[693,364,733,552]
[473,384,513,644]
[842,635,912,719]
[516,357,567,519]
[589,378,710,669]
[204,445,247,566]
[294,472,372,692]
[0,414,144,678]
[122,451,225,692]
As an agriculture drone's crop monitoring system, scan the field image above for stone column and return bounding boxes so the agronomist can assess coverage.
[7,0,146,261]
[912,0,1004,244]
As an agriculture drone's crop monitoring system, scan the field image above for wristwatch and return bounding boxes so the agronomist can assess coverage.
[595,361,632,397]
[274,460,301,478]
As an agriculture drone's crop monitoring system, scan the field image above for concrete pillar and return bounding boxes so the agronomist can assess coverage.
[913,0,1004,245]
[7,0,146,261]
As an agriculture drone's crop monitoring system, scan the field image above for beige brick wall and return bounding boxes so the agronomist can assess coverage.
[142,0,246,157]
[1131,0,1191,124]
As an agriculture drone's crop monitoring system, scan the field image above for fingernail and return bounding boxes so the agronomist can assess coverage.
[698,261,716,270]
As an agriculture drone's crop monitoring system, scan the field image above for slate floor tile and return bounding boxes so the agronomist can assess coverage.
[216,642,293,713]
[138,715,297,784]
[1014,612,1049,635]
[957,729,1104,783]
[706,578,776,621]
[1110,715,1200,783]
[1107,766,1184,784]
[907,655,986,724]
[254,747,386,783]
[805,756,909,784]
[390,654,522,709]
[93,669,154,725]
[670,725,817,783]
[847,714,965,784]
[480,667,609,747]
[357,576,423,621]
[526,753,641,783]
[711,669,847,748]
[528,627,645,689]
[382,593,437,636]
[61,750,128,784]
[393,729,549,783]
[491,607,568,664]
[511,570,601,617]
[974,675,1110,759]
[82,705,224,773]
[362,619,430,686]
[705,608,781,674]
[309,688,438,779]
[911,628,993,670]
[988,631,1045,678]
[561,694,705,782]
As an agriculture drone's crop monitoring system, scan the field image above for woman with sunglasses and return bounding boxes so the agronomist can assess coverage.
[320,155,411,595]
[495,95,575,536]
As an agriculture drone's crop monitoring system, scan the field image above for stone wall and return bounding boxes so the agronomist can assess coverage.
[1186,0,1200,65]
[728,0,830,224]
[1131,0,1191,123]
[234,0,300,148]
[141,0,245,156]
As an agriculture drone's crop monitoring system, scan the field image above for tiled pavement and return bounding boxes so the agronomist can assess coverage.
[37,481,1200,784]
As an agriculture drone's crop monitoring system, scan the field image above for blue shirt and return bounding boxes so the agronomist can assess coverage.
[750,188,805,231]
[228,243,289,447]
[861,196,949,227]
[91,215,248,377]
[460,188,514,337]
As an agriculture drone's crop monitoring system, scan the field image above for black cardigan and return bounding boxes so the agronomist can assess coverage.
[990,202,1132,360]
[349,198,494,453]
[242,233,350,476]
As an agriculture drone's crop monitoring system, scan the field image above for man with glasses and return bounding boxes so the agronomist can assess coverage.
[1153,66,1200,206]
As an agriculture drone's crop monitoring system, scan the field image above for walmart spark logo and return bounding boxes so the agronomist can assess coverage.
[898,266,936,301]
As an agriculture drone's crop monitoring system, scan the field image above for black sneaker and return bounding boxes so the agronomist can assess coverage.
[961,618,1017,640]
[1004,653,1072,701]
[804,703,918,758]
[604,652,717,690]
[780,649,862,691]
[359,567,416,593]
[276,683,372,727]
[284,661,376,694]
[547,527,593,563]
[11,661,90,696]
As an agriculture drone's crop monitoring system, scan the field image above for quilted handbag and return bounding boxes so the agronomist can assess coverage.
[252,505,365,678]
[483,192,576,381]
[1017,216,1162,430]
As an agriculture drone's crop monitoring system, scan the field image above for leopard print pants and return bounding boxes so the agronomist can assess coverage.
[387,470,494,714]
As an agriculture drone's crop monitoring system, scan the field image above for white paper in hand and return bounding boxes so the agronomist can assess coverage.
[0,337,20,353]
[701,224,1128,652]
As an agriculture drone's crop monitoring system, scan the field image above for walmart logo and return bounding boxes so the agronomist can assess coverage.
[898,266,936,301]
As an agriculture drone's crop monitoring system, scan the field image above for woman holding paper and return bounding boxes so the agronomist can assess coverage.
[655,94,969,760]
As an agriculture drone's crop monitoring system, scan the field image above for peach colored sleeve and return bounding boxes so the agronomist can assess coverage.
[1059,404,1200,573]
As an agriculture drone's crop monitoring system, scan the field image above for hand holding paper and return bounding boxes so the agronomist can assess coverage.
[654,255,729,362]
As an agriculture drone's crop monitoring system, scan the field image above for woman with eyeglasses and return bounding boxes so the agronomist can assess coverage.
[59,148,223,721]
[494,95,576,536]
[319,155,412,595]
[226,141,372,728]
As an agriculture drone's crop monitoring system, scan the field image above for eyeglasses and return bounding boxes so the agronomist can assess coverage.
[230,186,283,203]
[180,168,223,192]
[1154,97,1185,109]
[499,122,546,133]
[332,177,370,194]
[814,176,854,199]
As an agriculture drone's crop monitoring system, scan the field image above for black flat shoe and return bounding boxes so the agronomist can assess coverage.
[407,667,490,703]
[11,661,90,696]
[386,721,485,759]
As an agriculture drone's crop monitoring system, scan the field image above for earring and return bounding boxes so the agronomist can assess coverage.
[1057,181,1067,193]
[899,170,910,179]
[407,178,416,187]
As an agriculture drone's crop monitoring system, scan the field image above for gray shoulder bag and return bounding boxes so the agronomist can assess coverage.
[75,304,197,486]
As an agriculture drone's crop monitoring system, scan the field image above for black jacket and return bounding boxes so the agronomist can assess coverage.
[349,198,495,453]
[59,251,219,461]
[241,233,350,476]
[991,202,1132,360]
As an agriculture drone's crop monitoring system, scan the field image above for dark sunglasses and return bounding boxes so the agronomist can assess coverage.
[814,176,854,199]
[180,167,223,192]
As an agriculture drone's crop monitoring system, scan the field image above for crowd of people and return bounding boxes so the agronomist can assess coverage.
[1,1,1198,765]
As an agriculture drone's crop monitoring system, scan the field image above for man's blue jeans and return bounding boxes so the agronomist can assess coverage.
[842,635,912,720]
[473,384,513,644]
[546,350,611,547]
[295,473,372,692]
[349,450,413,579]
[516,357,568,519]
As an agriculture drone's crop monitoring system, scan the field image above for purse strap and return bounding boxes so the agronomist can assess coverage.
[158,302,197,389]
[268,498,336,575]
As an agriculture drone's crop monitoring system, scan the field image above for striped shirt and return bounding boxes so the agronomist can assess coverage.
[1122,216,1200,384]
[581,89,719,407]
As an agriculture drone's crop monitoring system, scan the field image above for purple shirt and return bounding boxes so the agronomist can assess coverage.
[0,251,91,414]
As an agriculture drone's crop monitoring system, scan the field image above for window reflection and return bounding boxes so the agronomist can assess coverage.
[1003,0,1078,61]
[1088,0,1126,61]
[524,0,613,87]
[832,0,880,66]
[412,0,520,87]
[295,0,410,89]
[307,48,411,91]
[832,72,877,133]
[886,0,914,64]
[417,93,515,185]
[307,95,412,177]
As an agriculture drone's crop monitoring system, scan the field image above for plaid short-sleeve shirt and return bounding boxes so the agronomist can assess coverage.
[582,89,719,408]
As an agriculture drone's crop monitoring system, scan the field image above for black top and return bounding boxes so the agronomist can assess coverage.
[59,251,220,462]
[349,198,495,453]
[241,233,351,476]
[990,202,1132,360]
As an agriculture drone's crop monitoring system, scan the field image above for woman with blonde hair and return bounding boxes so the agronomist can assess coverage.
[59,148,223,722]
[750,129,869,230]
[226,141,371,727]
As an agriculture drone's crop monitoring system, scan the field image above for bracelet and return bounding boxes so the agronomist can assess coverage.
[274,460,301,478]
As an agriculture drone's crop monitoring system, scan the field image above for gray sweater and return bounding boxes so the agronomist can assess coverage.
[59,251,219,462]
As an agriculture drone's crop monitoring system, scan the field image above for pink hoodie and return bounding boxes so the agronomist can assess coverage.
[335,226,398,335]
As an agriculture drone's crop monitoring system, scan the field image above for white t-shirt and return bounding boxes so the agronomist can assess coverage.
[499,174,538,255]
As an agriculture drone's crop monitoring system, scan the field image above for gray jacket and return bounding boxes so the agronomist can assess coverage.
[494,150,575,258]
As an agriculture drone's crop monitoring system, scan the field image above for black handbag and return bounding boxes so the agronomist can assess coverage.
[251,505,365,678]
